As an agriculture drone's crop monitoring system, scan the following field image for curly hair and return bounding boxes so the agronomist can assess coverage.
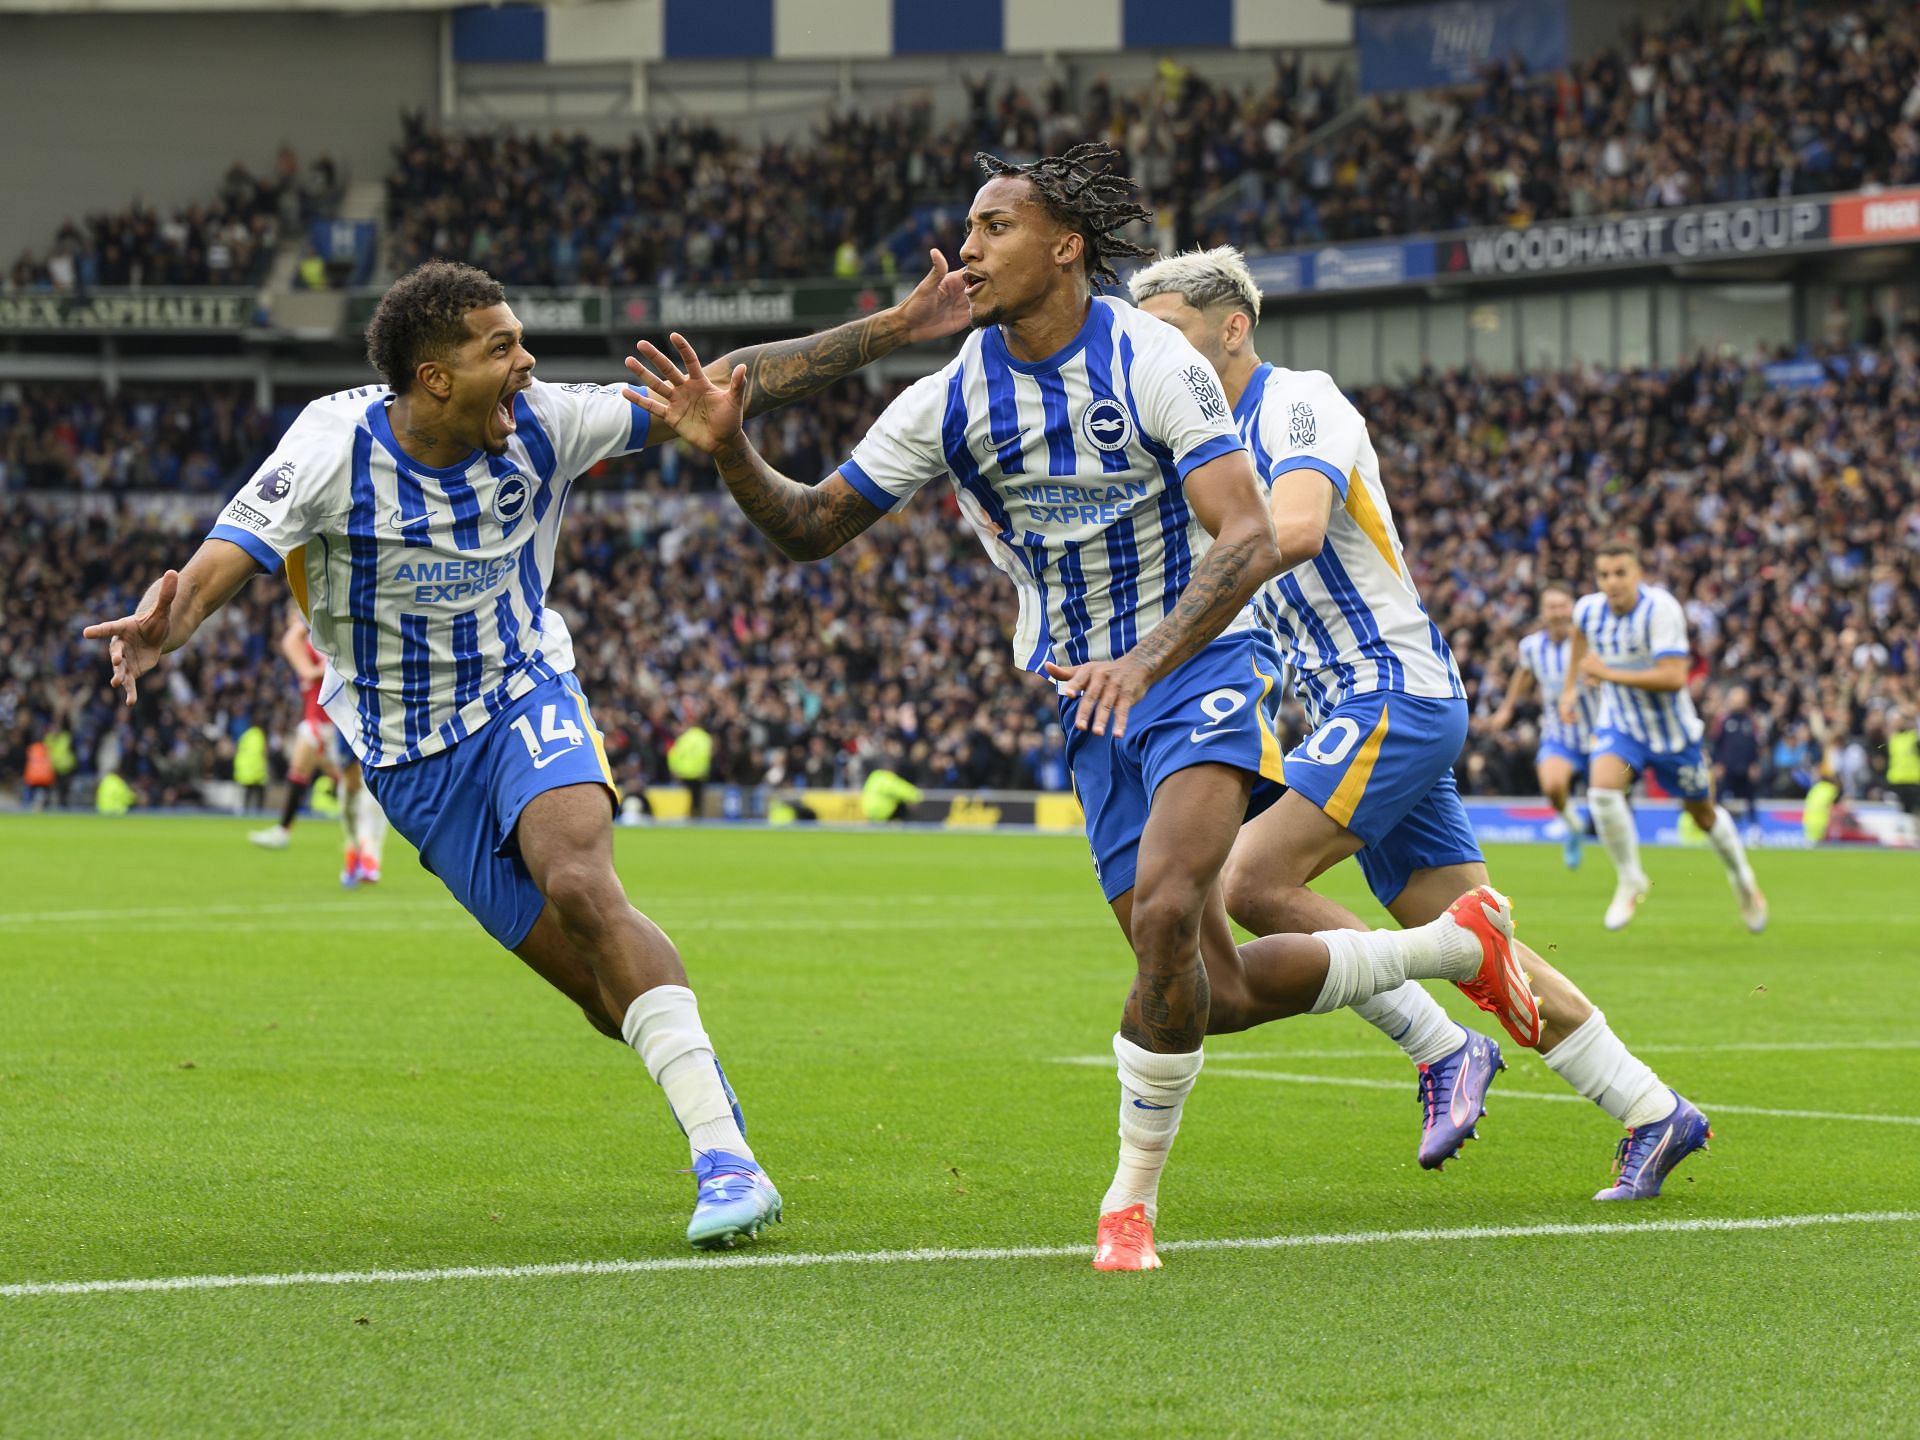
[974,142,1154,287]
[364,261,507,394]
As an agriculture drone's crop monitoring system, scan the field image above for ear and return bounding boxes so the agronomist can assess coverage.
[414,356,453,403]
[1223,311,1252,352]
[1054,228,1086,274]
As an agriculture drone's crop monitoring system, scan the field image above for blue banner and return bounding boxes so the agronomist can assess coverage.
[1245,239,1435,297]
[1357,0,1567,96]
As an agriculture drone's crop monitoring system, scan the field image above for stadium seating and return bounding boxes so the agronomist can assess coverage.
[5,336,1915,809]
[5,151,342,292]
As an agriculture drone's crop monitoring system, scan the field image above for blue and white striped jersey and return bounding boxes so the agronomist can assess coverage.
[207,379,648,767]
[1572,585,1704,753]
[835,297,1249,673]
[1233,362,1464,728]
[1516,629,1597,752]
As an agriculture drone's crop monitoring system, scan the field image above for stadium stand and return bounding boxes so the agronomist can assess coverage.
[6,150,343,291]
[6,338,1916,810]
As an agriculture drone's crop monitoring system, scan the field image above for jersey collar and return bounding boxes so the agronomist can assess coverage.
[1234,363,1272,425]
[984,298,1103,375]
[368,397,483,479]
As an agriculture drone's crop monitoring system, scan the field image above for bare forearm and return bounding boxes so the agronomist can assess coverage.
[720,311,908,420]
[711,434,881,562]
[1598,664,1686,692]
[1126,534,1279,682]
[148,572,210,654]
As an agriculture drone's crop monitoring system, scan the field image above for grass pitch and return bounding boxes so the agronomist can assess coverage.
[2,816,1917,1437]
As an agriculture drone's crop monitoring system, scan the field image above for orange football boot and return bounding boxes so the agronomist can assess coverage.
[1092,1203,1162,1271]
[1447,885,1541,1048]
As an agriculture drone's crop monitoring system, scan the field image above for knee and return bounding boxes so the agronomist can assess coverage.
[1129,884,1204,966]
[1219,853,1264,928]
[543,860,631,944]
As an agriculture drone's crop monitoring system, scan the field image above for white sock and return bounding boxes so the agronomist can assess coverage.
[1101,1033,1203,1221]
[1353,982,1468,1066]
[1705,808,1755,889]
[1555,797,1582,834]
[1540,1009,1675,1129]
[338,784,357,845]
[356,787,389,864]
[1308,917,1483,1013]
[1589,789,1644,883]
[621,985,752,1162]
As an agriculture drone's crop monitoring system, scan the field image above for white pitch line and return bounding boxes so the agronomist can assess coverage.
[4,1209,1913,1301]
[1052,1058,1920,1127]
[1201,1040,1920,1060]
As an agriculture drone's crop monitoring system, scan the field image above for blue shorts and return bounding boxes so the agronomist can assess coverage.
[1535,739,1589,777]
[364,672,617,947]
[1283,692,1483,905]
[1065,628,1288,902]
[1593,729,1712,801]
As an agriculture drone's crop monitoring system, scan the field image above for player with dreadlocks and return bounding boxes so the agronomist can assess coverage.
[622,145,1530,1269]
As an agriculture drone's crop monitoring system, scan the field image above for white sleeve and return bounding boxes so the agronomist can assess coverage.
[206,404,348,573]
[1648,591,1690,658]
[1259,371,1365,500]
[836,370,951,512]
[521,378,650,479]
[1127,322,1246,480]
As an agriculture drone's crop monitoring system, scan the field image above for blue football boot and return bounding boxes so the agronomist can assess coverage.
[1594,1091,1712,1200]
[1562,817,1584,870]
[686,1150,782,1249]
[1417,1032,1504,1170]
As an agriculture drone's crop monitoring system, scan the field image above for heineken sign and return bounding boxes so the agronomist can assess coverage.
[616,281,893,331]
[0,290,255,332]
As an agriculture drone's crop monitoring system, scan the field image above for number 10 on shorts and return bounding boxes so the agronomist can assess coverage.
[510,704,585,768]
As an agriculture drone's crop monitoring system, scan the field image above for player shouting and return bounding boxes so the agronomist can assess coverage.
[83,255,970,1249]
[1129,245,1711,1202]
[627,146,1531,1269]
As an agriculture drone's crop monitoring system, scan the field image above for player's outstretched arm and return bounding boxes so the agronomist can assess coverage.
[625,250,968,441]
[626,333,885,562]
[1487,661,1533,732]
[1047,451,1282,737]
[81,539,261,706]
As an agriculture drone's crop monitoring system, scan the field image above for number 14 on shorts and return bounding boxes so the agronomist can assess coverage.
[510,704,585,769]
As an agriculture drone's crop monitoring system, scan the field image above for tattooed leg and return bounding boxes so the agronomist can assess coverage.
[1098,762,1253,1234]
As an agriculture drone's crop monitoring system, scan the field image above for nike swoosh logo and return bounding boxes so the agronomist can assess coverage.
[1189,727,1229,743]
[390,510,431,531]
[1131,1098,1174,1110]
[530,743,582,770]
[1450,1048,1481,1127]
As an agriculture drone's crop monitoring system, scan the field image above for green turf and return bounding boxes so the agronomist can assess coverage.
[2,816,1916,1437]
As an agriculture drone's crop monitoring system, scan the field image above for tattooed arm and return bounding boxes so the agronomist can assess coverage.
[626,250,968,441]
[625,333,885,562]
[1046,451,1281,737]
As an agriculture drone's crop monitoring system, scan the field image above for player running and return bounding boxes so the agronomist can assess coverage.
[250,602,390,886]
[1130,246,1711,1202]
[1565,541,1767,933]
[1487,585,1597,869]
[627,146,1531,1269]
[84,255,972,1249]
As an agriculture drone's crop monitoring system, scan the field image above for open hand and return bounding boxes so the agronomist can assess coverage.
[623,333,745,454]
[894,249,971,345]
[1046,656,1152,737]
[82,570,178,707]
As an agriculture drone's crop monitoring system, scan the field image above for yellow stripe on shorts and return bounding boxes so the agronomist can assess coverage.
[1324,702,1391,828]
[566,683,620,800]
[1248,652,1287,783]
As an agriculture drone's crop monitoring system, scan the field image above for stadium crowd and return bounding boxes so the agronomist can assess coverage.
[3,339,1917,815]
[5,150,341,292]
[387,2,1920,281]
